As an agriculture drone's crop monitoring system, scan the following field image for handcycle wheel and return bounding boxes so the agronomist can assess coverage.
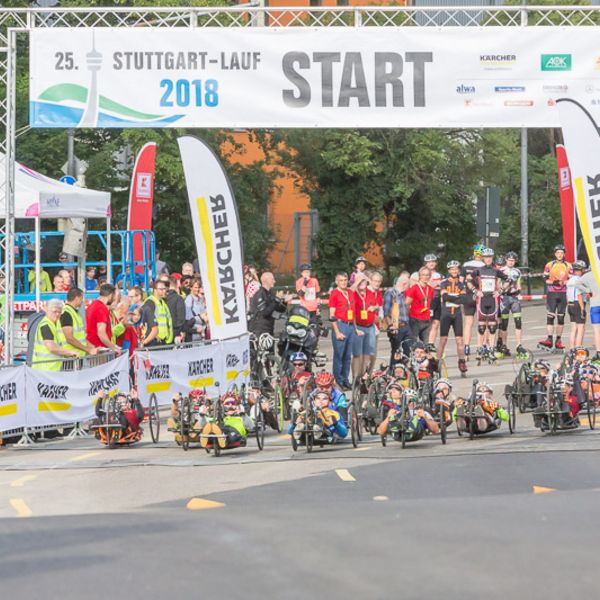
[508,394,516,435]
[468,404,476,441]
[255,404,265,450]
[148,392,160,444]
[401,396,408,449]
[281,374,292,420]
[587,384,597,430]
[366,383,378,435]
[275,383,285,433]
[350,404,358,448]
[305,410,314,454]
[439,406,447,445]
[181,396,192,452]
[213,435,221,457]
[106,399,118,449]
[380,433,387,447]
[517,365,529,413]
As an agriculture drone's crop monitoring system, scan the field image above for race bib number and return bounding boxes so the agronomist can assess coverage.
[481,278,495,293]
[347,310,353,321]
[360,309,368,320]
[305,287,316,301]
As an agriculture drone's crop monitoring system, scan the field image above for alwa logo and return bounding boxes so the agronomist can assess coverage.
[541,54,572,71]
[456,84,476,94]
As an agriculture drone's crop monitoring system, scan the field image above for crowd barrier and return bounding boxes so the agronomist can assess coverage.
[135,334,250,408]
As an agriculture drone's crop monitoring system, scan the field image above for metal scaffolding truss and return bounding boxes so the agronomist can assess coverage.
[1,4,600,361]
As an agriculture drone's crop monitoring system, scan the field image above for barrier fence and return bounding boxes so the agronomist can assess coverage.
[0,334,250,444]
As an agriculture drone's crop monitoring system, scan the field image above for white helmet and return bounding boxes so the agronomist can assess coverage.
[258,333,274,351]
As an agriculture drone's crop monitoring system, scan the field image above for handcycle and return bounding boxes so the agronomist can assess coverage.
[362,367,389,435]
[418,377,451,445]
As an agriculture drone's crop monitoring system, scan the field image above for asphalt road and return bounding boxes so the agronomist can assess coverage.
[1,302,599,599]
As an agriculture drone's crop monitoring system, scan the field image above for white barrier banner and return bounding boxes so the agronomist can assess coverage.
[25,354,130,427]
[178,135,247,339]
[29,27,600,129]
[0,366,26,433]
[135,336,249,407]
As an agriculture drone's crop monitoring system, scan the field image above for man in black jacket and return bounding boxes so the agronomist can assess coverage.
[166,276,186,343]
[249,272,292,336]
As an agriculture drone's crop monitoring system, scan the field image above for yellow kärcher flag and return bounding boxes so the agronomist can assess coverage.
[558,99,600,288]
[177,136,248,340]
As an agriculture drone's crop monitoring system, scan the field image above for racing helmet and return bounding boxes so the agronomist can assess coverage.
[434,378,453,393]
[403,388,419,402]
[315,371,334,388]
[447,260,460,270]
[506,251,518,261]
[574,346,590,359]
[561,374,574,387]
[258,333,275,351]
[473,242,485,256]
[424,253,438,263]
[413,341,426,351]
[481,247,494,257]
[554,244,566,252]
[392,363,408,378]
[291,351,308,364]
[573,260,587,271]
[355,256,367,265]
[495,255,506,267]
[388,381,403,392]
[476,382,493,394]
[534,359,551,372]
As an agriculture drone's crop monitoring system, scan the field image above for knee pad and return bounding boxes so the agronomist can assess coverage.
[477,324,486,335]
[514,316,522,330]
[488,323,498,335]
[499,318,509,331]
[557,314,565,326]
[547,314,555,326]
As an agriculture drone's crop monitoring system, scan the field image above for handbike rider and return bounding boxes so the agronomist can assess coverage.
[377,384,439,443]
[94,389,145,443]
[455,382,509,435]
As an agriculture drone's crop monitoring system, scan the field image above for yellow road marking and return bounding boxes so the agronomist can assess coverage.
[70,451,100,462]
[10,498,32,518]
[335,469,356,482]
[186,498,225,511]
[533,485,556,494]
[373,496,389,502]
[10,475,37,488]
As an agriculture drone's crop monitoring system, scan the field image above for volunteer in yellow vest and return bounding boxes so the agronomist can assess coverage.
[57,288,97,357]
[32,299,80,371]
[141,280,173,347]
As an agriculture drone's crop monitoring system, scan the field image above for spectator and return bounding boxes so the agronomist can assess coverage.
[185,278,208,340]
[53,274,66,293]
[245,265,261,314]
[126,285,144,306]
[28,267,52,293]
[58,268,74,291]
[329,272,356,390]
[141,280,173,347]
[86,283,121,353]
[295,263,320,317]
[155,249,169,276]
[165,275,186,343]
[111,298,130,343]
[57,288,97,356]
[115,265,144,289]
[117,304,141,356]
[31,299,78,371]
[248,272,290,337]
[368,270,385,373]
[405,267,434,343]
[351,272,382,379]
[383,272,415,363]
[349,256,368,286]
[182,262,194,277]
[85,267,98,291]
[180,274,193,298]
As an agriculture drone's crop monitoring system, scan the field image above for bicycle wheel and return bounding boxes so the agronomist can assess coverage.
[517,365,529,413]
[213,434,221,457]
[148,392,160,444]
[350,404,358,448]
[255,405,265,450]
[401,396,408,449]
[587,384,597,430]
[181,397,191,452]
[105,401,117,449]
[468,404,476,441]
[305,410,314,454]
[439,406,447,445]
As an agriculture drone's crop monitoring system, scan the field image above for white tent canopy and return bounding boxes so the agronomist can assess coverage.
[0,152,111,218]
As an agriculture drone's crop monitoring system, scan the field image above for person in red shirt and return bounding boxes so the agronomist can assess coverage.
[295,263,321,316]
[328,272,357,390]
[351,273,382,380]
[368,270,385,374]
[86,283,121,354]
[405,267,435,343]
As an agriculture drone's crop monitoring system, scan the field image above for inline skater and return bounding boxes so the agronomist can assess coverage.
[566,261,587,350]
[498,251,526,358]
[437,260,468,376]
[462,243,485,359]
[539,245,571,352]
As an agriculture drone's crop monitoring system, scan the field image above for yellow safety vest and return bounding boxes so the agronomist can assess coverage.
[56,304,87,357]
[146,295,173,344]
[32,316,62,371]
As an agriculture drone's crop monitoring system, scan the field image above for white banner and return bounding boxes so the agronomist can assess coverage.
[0,366,26,433]
[24,354,130,427]
[557,99,600,287]
[29,27,600,128]
[178,135,247,339]
[135,336,249,407]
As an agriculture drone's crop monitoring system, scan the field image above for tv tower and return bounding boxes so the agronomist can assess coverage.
[79,32,102,127]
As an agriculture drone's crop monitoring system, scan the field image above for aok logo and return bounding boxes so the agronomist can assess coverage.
[541,54,571,71]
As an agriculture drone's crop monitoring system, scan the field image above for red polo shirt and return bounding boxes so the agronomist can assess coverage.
[355,288,382,327]
[405,283,434,321]
[329,288,357,323]
[86,298,112,348]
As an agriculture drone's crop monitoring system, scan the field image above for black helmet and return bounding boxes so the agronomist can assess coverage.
[554,244,566,252]
[495,255,506,266]
[299,263,312,271]
[413,341,426,351]
[506,251,518,261]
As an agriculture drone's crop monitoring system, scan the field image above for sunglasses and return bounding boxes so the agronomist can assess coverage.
[293,362,306,366]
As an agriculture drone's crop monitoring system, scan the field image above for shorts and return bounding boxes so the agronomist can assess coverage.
[591,306,600,325]
[478,295,498,322]
[352,324,376,357]
[409,317,430,343]
[546,291,567,316]
[440,310,463,337]
[463,297,477,317]
[500,295,522,316]
[568,302,586,325]
[431,295,441,321]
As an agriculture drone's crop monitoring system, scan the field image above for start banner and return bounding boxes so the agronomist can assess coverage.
[28,27,600,129]
[0,366,26,433]
[135,335,249,407]
[24,354,130,427]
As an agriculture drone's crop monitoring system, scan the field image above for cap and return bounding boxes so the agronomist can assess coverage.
[171,272,182,281]
[299,263,312,271]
